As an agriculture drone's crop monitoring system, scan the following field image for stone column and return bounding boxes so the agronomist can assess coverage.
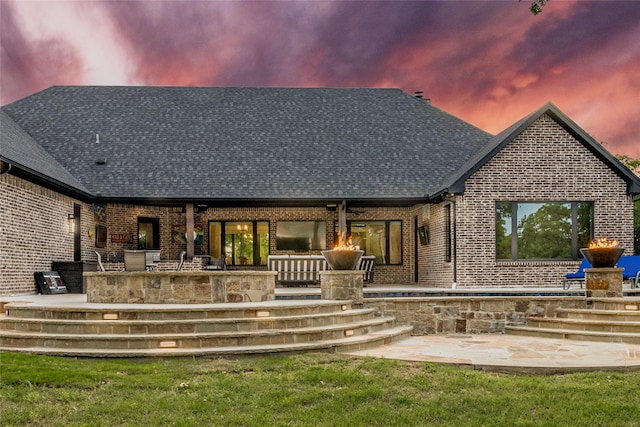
[319,271,363,303]
[585,267,623,298]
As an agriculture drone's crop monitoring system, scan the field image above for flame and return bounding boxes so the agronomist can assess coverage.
[588,237,619,249]
[333,232,356,250]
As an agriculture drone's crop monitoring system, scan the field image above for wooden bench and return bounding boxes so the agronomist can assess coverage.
[357,255,376,284]
[267,255,328,287]
[268,254,377,287]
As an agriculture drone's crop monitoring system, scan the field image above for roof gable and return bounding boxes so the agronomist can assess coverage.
[431,102,640,198]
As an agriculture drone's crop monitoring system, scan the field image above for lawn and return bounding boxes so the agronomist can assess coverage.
[1,351,639,426]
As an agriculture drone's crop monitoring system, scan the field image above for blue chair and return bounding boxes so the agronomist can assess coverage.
[617,256,640,289]
[562,258,590,289]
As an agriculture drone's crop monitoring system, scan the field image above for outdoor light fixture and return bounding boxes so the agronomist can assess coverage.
[67,214,76,233]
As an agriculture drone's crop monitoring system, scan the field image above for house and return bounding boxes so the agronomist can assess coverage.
[1,86,638,295]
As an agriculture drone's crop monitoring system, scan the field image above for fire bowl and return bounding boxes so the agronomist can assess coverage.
[322,250,364,270]
[580,247,625,268]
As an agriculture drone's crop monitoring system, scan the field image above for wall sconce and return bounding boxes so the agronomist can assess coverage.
[68,214,76,233]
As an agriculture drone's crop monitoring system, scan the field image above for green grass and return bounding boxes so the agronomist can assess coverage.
[1,351,639,426]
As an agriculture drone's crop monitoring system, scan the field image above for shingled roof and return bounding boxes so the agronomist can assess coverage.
[1,86,492,205]
[0,110,91,196]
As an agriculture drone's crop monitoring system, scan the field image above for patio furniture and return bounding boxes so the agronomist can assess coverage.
[124,250,146,271]
[204,254,226,270]
[176,251,186,271]
[619,255,640,289]
[562,258,589,289]
[95,251,105,272]
[563,255,640,290]
[145,250,161,270]
[267,255,328,287]
[357,255,376,284]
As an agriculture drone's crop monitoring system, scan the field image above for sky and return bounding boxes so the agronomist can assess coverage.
[1,0,639,158]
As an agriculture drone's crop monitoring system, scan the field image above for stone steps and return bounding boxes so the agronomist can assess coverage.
[0,326,413,358]
[505,326,640,345]
[0,299,413,357]
[0,308,378,334]
[505,297,640,344]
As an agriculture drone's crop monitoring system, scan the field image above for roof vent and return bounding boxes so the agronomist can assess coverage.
[414,91,424,99]
[95,159,107,165]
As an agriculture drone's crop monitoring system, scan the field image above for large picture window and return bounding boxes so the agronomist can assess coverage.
[338,221,402,265]
[496,202,593,260]
[209,221,269,266]
[276,221,326,251]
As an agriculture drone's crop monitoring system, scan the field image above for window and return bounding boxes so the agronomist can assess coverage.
[338,221,402,265]
[138,217,159,249]
[209,221,269,266]
[276,221,326,251]
[496,202,593,260]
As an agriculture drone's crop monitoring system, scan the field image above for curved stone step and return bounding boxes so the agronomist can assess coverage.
[3,299,353,321]
[0,325,414,358]
[505,325,640,344]
[556,308,640,322]
[0,316,398,351]
[0,308,377,335]
[525,316,640,334]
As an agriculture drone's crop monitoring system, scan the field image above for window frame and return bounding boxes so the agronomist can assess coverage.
[208,220,270,266]
[495,201,594,261]
[337,220,403,265]
[137,217,160,250]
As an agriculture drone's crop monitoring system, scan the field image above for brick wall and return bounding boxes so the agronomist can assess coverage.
[450,115,634,287]
[97,205,416,284]
[0,174,94,295]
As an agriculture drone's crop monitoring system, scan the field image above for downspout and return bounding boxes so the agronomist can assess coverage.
[443,193,457,288]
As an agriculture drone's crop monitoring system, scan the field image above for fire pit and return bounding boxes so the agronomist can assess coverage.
[322,233,364,270]
[580,237,625,268]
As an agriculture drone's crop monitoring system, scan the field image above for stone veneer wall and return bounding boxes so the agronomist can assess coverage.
[366,297,587,335]
[0,174,95,295]
[85,271,277,304]
[423,115,634,288]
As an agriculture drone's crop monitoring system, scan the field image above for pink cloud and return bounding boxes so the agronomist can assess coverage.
[0,1,84,103]
[1,0,638,158]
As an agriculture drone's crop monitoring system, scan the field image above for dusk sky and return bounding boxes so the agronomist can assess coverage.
[1,0,639,158]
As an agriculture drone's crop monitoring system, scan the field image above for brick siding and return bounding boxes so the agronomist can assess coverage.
[450,115,633,287]
[0,174,94,295]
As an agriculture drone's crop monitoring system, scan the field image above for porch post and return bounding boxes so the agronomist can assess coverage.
[186,203,195,259]
[338,200,347,238]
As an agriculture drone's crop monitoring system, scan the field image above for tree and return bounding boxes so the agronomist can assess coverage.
[521,0,550,15]
[518,203,572,259]
[617,154,640,254]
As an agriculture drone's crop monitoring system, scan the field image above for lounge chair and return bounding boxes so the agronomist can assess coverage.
[563,255,640,290]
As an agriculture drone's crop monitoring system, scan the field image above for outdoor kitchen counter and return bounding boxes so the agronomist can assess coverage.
[84,271,277,304]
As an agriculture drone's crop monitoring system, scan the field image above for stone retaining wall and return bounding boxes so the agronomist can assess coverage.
[365,297,587,335]
[85,271,277,304]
